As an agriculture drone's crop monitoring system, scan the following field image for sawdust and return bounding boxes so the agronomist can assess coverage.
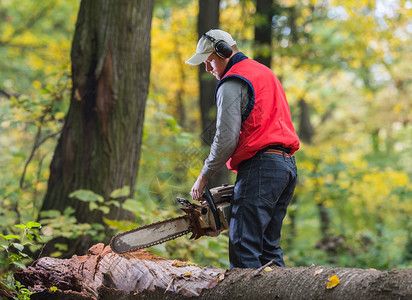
[114,248,167,261]
[84,242,165,262]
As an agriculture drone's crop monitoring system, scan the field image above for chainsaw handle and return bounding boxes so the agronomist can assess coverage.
[202,186,221,231]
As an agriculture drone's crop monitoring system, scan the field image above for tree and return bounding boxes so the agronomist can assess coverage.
[41,0,154,234]
[253,0,277,67]
[196,0,230,188]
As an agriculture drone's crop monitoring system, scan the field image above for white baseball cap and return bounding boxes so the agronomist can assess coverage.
[185,29,236,65]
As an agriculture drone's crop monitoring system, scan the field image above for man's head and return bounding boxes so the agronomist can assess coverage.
[186,29,237,80]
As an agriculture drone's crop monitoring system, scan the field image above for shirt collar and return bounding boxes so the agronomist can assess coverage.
[221,52,248,78]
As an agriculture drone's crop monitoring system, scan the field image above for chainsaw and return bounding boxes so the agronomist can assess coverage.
[110,184,234,254]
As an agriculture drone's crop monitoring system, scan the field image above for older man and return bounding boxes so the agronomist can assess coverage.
[186,29,299,268]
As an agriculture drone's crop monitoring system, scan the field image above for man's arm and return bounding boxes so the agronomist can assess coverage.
[191,78,249,199]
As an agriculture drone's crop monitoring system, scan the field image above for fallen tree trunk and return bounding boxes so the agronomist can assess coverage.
[10,243,412,299]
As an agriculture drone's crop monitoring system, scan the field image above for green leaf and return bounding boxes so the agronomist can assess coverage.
[106,200,120,207]
[69,189,104,203]
[91,223,105,231]
[15,224,26,230]
[110,186,130,199]
[122,199,140,213]
[40,210,61,218]
[0,234,20,240]
[12,261,26,269]
[26,221,41,229]
[15,280,23,288]
[63,206,75,216]
[13,243,24,251]
[29,229,41,240]
[89,202,99,211]
[51,251,63,257]
[98,206,110,214]
[55,243,68,251]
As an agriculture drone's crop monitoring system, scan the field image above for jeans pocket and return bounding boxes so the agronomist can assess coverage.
[258,167,289,205]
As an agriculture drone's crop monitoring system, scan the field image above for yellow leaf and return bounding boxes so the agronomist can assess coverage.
[172,260,197,267]
[54,112,66,120]
[172,260,185,267]
[263,267,272,272]
[32,80,42,89]
[326,275,340,289]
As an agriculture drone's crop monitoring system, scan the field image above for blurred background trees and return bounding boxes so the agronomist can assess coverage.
[0,0,411,270]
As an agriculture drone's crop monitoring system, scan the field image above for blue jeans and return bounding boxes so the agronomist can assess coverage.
[229,151,297,268]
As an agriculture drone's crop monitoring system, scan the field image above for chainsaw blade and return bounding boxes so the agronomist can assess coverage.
[110,216,192,254]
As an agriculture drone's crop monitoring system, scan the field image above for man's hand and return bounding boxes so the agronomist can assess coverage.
[191,174,208,201]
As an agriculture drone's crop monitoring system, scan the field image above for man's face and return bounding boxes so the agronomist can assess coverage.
[204,53,228,80]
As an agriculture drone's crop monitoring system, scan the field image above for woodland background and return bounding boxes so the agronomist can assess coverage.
[0,0,411,279]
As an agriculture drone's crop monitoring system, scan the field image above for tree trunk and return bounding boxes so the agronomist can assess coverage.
[41,0,154,225]
[13,243,412,300]
[298,99,314,144]
[197,0,230,187]
[254,0,275,67]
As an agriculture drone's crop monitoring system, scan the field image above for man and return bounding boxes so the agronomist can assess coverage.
[186,29,300,268]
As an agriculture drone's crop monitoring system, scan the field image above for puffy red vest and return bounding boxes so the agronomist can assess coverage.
[217,59,300,171]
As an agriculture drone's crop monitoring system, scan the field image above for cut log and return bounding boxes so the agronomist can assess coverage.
[14,243,221,299]
[13,243,412,299]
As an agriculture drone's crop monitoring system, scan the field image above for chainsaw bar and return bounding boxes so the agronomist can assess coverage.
[110,216,192,254]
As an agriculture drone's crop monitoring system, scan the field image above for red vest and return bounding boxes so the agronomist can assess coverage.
[217,59,300,171]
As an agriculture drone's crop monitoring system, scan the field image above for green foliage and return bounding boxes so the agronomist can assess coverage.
[0,222,41,299]
[0,0,80,93]
[69,190,104,203]
[0,222,42,270]
[4,280,34,300]
[38,207,107,256]
[70,188,123,215]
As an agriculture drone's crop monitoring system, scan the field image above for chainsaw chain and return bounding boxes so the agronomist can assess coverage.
[110,215,192,254]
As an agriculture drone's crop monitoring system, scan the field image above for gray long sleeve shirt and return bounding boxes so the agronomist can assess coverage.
[200,78,250,178]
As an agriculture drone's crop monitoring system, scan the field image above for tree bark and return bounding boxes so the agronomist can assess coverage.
[254,0,275,68]
[13,243,412,300]
[197,0,219,146]
[197,0,230,187]
[41,0,154,224]
[298,99,314,144]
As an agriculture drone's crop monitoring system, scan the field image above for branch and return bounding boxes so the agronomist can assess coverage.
[0,2,56,47]
[20,129,61,189]
[0,90,11,98]
[0,89,20,99]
